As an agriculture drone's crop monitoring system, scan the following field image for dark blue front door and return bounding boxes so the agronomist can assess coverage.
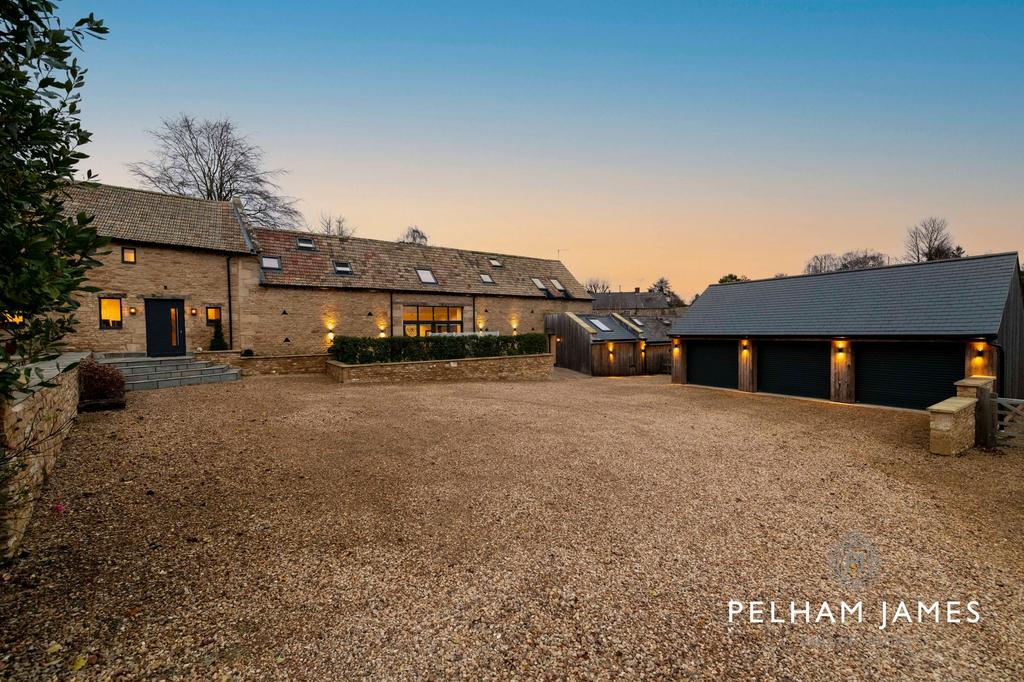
[144,299,185,357]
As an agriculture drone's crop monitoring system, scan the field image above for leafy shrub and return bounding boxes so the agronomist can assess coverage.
[78,357,125,401]
[209,319,228,350]
[330,333,547,365]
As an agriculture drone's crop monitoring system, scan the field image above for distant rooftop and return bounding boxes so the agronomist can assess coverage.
[592,289,681,310]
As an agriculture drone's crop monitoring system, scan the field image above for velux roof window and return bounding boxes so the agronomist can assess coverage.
[590,318,612,332]
[333,261,353,275]
[531,277,547,290]
[550,278,565,291]
[416,268,437,284]
[480,273,495,284]
[296,236,316,250]
[261,256,281,270]
[488,257,503,267]
[631,318,644,326]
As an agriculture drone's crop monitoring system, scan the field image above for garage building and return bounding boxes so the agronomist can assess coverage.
[669,253,1024,409]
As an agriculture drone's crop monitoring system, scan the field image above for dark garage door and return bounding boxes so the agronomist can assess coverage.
[757,341,830,399]
[686,340,738,389]
[855,342,964,410]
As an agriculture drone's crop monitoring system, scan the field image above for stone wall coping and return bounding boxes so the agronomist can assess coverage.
[927,396,978,414]
[954,376,996,388]
[196,350,329,360]
[328,353,553,369]
[9,352,89,405]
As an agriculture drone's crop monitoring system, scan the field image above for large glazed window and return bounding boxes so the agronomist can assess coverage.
[402,306,463,337]
[99,297,123,329]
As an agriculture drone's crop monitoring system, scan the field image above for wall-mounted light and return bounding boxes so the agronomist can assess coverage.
[741,339,748,349]
[189,307,198,316]
[976,348,985,358]
[378,331,387,338]
[327,331,335,341]
[128,306,138,315]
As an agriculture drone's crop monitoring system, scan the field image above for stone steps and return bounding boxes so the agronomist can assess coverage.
[94,353,241,391]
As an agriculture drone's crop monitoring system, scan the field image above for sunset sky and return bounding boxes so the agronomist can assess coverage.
[65,1,1022,300]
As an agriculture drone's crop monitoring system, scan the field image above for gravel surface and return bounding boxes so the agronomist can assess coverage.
[2,372,1023,679]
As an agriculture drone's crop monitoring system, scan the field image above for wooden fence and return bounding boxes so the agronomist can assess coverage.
[979,394,1024,449]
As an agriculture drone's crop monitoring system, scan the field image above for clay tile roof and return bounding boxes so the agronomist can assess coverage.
[59,183,251,254]
[251,228,592,300]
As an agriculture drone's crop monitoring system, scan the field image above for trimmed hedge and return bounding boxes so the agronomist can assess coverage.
[330,333,548,365]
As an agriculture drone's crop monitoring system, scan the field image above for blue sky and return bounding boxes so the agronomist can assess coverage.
[64,1,1023,296]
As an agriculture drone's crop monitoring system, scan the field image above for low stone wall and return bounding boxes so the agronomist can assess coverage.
[327,353,554,384]
[194,350,328,376]
[2,357,81,559]
[928,396,977,456]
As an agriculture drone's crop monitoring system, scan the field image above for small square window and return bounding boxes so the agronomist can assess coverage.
[333,261,353,275]
[416,268,437,284]
[550,278,565,291]
[121,247,136,264]
[261,256,281,270]
[206,306,222,326]
[296,237,316,250]
[488,257,503,267]
[531,277,547,290]
[99,296,123,329]
[480,273,495,284]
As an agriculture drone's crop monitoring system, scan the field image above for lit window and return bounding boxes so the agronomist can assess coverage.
[206,306,222,326]
[480,273,495,284]
[99,297,123,329]
[416,268,437,284]
[531,277,547,290]
[261,256,281,270]
[121,247,136,264]
[488,257,502,267]
[631,318,644,326]
[550,278,565,291]
[401,306,462,336]
[333,261,353,275]
[590,318,612,332]
[2,312,24,328]
[296,237,316,250]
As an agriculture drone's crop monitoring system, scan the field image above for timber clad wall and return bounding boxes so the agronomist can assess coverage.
[68,241,240,353]
[998,268,1024,398]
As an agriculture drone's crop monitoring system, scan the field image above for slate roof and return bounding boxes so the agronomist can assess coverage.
[59,183,251,254]
[251,228,591,299]
[592,291,679,310]
[626,315,676,343]
[671,253,1021,338]
[578,315,640,342]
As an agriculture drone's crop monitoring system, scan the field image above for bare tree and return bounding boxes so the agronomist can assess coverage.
[585,277,611,294]
[128,114,302,229]
[904,217,965,262]
[398,225,428,245]
[804,253,840,274]
[318,213,355,238]
[804,249,888,274]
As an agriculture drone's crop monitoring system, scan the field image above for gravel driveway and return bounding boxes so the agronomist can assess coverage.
[2,373,1023,679]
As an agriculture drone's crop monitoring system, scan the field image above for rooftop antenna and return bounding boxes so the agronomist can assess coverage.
[556,248,569,260]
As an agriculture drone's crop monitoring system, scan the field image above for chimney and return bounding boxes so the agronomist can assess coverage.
[634,287,640,293]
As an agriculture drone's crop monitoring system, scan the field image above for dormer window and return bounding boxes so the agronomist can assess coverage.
[531,277,547,290]
[480,273,495,284]
[550,278,565,291]
[416,268,437,284]
[296,237,316,250]
[488,257,503,267]
[333,261,353,275]
[261,256,281,270]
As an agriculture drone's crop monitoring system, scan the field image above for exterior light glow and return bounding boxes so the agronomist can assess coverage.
[128,307,137,315]
[327,331,335,341]
[189,307,198,316]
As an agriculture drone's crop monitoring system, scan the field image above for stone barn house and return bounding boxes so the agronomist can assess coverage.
[59,183,592,356]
